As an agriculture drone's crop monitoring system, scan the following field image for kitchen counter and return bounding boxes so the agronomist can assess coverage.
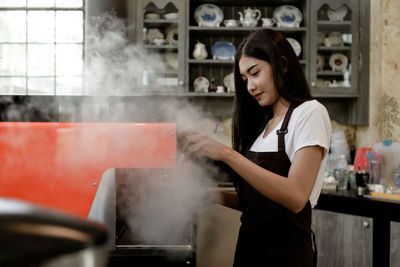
[316,189,400,221]
[315,189,400,267]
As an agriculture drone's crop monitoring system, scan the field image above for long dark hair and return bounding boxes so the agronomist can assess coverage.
[233,29,312,155]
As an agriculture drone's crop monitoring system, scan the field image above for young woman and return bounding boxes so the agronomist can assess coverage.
[183,29,331,267]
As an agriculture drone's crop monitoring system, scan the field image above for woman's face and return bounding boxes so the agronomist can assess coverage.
[239,55,279,107]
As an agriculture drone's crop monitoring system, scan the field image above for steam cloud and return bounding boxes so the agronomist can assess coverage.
[84,12,164,96]
[1,12,231,246]
[117,161,223,245]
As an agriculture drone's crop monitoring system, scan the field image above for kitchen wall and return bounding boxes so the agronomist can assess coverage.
[354,0,400,147]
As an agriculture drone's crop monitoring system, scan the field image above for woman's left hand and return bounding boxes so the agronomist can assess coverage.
[181,131,229,161]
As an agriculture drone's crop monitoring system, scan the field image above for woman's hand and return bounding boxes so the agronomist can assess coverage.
[181,130,230,161]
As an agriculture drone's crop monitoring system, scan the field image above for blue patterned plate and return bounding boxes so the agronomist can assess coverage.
[194,4,224,27]
[211,41,236,60]
[273,5,303,28]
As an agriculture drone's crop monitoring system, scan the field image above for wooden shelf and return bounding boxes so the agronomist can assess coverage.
[317,20,352,26]
[318,46,351,51]
[188,59,234,64]
[143,44,178,49]
[189,26,307,32]
[317,71,345,76]
[144,19,179,24]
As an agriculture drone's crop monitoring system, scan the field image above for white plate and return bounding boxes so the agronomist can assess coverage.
[327,4,348,21]
[273,5,302,28]
[166,25,178,45]
[329,53,348,72]
[286,38,301,57]
[194,4,224,27]
[223,72,235,93]
[193,76,210,93]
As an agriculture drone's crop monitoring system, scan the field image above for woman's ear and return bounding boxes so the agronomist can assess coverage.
[280,56,288,74]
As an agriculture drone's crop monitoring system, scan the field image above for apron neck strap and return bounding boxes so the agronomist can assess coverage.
[276,103,297,152]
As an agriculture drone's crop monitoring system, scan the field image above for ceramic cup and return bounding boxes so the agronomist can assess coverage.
[342,33,352,44]
[216,86,225,93]
[261,18,275,27]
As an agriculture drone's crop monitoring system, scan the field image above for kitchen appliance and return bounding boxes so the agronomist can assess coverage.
[0,122,198,266]
[109,168,196,266]
[0,197,108,267]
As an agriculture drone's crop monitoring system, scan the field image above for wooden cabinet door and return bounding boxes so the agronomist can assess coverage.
[390,221,400,267]
[312,209,373,267]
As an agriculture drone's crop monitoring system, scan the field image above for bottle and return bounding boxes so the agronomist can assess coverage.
[394,164,400,188]
[335,154,348,190]
[209,78,217,92]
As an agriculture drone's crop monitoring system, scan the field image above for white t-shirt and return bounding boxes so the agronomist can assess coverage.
[250,100,332,207]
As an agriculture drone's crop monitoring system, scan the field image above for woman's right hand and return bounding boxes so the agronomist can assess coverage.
[181,130,231,161]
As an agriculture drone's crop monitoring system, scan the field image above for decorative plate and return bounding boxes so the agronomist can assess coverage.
[329,53,348,72]
[286,38,301,57]
[327,4,348,21]
[211,41,236,60]
[194,76,210,93]
[194,4,224,27]
[223,72,235,93]
[166,25,178,45]
[273,5,303,28]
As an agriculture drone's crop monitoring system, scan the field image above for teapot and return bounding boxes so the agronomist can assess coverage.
[238,7,261,27]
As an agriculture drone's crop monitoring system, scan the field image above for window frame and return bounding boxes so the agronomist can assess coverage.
[0,0,85,95]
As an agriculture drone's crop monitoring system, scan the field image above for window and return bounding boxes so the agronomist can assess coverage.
[0,0,84,95]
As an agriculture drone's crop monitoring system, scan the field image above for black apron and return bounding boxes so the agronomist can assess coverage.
[233,104,316,267]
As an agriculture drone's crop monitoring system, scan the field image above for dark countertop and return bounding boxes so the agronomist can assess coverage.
[316,189,400,222]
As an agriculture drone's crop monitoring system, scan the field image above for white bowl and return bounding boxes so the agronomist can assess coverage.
[163,13,179,20]
[145,13,160,19]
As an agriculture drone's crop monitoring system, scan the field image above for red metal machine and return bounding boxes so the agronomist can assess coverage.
[0,122,177,218]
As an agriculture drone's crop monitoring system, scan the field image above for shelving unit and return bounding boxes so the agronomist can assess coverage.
[135,0,187,93]
[309,0,369,125]
[126,0,370,125]
[187,0,308,95]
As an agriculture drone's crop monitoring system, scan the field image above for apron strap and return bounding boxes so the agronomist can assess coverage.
[276,103,296,152]
[311,229,318,267]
